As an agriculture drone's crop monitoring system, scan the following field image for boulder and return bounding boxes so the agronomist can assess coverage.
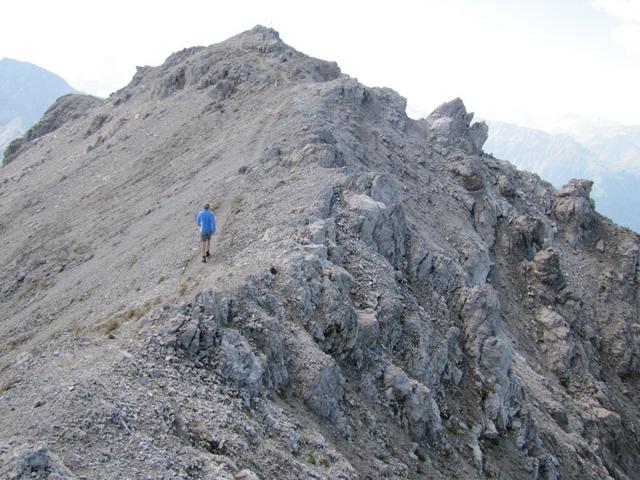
[11,443,76,479]
[218,328,264,398]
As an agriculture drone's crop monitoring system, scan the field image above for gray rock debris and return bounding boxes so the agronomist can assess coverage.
[10,443,76,479]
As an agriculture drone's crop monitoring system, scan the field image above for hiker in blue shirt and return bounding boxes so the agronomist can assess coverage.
[196,203,216,263]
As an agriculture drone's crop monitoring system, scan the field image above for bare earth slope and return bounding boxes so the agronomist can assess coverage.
[1,27,639,480]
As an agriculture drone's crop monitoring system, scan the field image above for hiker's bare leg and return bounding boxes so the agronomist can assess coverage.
[201,241,207,257]
[206,238,211,254]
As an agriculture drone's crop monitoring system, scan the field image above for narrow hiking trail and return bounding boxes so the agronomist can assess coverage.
[181,87,301,300]
[179,177,239,301]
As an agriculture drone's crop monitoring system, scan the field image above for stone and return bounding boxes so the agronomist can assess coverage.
[344,181,407,269]
[452,160,484,191]
[498,174,516,198]
[235,469,259,480]
[195,289,229,325]
[217,329,263,397]
[12,443,76,479]
[355,309,380,348]
[383,364,442,439]
[179,321,200,353]
[423,98,487,154]
[553,179,596,247]
[532,248,565,289]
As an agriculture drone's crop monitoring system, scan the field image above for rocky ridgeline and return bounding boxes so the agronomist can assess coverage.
[1,26,640,479]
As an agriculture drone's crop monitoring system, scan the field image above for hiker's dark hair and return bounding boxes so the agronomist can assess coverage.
[204,203,210,210]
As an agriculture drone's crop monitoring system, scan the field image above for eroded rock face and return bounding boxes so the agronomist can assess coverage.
[553,179,596,247]
[423,97,488,154]
[459,286,523,436]
[532,248,565,290]
[344,175,407,269]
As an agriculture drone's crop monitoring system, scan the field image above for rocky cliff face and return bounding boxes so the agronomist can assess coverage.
[1,27,639,480]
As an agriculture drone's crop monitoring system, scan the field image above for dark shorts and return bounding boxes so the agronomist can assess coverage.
[200,232,212,242]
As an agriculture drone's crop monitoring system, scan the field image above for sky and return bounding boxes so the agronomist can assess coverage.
[1,0,639,131]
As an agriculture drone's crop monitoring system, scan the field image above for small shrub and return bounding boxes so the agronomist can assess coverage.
[323,323,342,338]
[231,197,243,214]
[100,316,122,334]
[307,454,317,465]
[447,422,460,434]
[0,377,20,394]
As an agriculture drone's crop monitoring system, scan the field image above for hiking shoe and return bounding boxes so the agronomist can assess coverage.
[202,256,207,263]
[206,251,211,258]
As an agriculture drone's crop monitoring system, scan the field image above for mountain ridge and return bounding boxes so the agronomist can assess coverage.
[1,26,639,479]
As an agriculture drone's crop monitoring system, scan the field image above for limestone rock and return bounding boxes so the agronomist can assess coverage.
[235,469,259,480]
[11,443,76,479]
[423,97,488,154]
[383,364,443,440]
[553,179,596,247]
[218,328,264,397]
[532,248,565,289]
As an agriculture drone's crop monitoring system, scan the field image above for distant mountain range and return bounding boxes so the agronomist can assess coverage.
[0,58,78,159]
[485,120,640,232]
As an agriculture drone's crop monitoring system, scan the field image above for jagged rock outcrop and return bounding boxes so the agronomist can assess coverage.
[423,97,489,155]
[553,178,596,247]
[1,26,639,480]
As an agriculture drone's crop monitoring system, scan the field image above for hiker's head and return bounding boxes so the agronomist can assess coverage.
[204,203,210,210]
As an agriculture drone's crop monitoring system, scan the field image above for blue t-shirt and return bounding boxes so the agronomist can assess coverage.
[196,209,216,233]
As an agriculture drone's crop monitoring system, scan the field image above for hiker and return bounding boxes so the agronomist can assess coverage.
[196,203,216,263]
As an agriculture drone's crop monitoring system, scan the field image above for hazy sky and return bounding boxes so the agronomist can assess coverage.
[1,0,639,130]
